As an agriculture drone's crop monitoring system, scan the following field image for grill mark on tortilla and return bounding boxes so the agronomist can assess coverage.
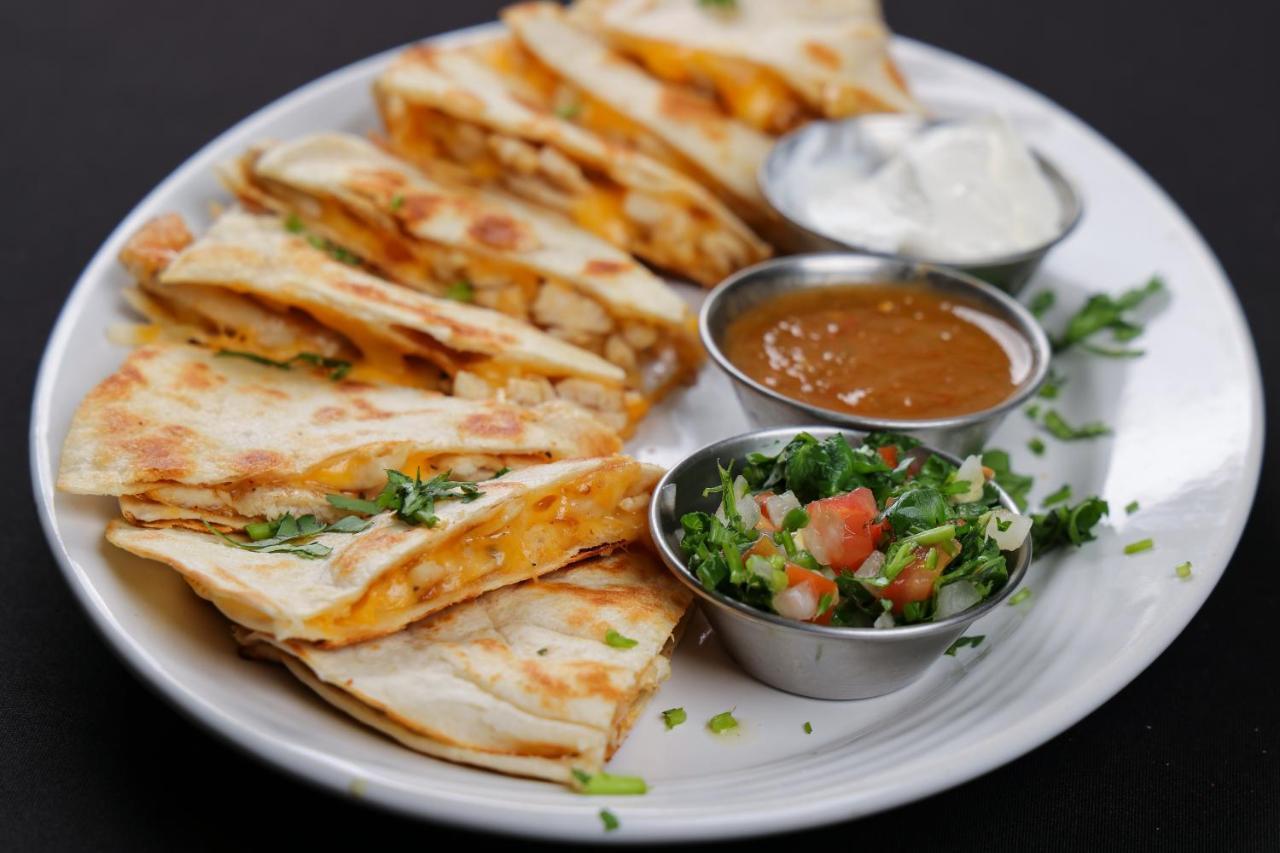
[468,213,530,251]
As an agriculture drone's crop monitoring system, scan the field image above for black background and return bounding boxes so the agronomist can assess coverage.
[4,2,1277,849]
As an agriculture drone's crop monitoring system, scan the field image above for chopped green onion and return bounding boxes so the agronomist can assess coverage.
[661,707,687,730]
[244,521,274,541]
[604,628,638,649]
[910,524,956,546]
[707,710,739,734]
[781,506,809,532]
[803,721,813,734]
[444,280,474,302]
[599,809,620,832]
[389,194,405,211]
[1007,588,1032,606]
[1175,561,1192,579]
[1124,538,1154,555]
[571,769,647,795]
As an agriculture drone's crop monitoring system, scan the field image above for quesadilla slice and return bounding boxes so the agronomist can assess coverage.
[106,455,661,646]
[221,132,702,411]
[236,549,691,784]
[58,344,620,527]
[118,210,644,432]
[376,40,771,286]
[570,0,919,134]
[500,2,776,230]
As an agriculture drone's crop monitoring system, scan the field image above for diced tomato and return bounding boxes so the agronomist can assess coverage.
[746,536,781,561]
[804,487,883,573]
[877,445,899,468]
[785,564,839,624]
[871,546,955,614]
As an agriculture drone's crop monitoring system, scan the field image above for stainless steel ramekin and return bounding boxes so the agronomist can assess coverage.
[649,426,1032,700]
[760,115,1083,294]
[700,252,1052,457]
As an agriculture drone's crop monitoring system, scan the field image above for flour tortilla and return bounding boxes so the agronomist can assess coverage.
[237,548,691,784]
[124,209,624,389]
[58,344,620,523]
[502,2,777,228]
[571,0,918,131]
[106,455,660,646]
[376,40,770,285]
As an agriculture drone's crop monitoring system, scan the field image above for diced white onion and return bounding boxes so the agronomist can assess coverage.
[855,550,886,578]
[715,475,760,530]
[764,490,802,527]
[873,611,896,629]
[935,580,982,619]
[985,508,1032,551]
[804,521,833,565]
[949,455,986,504]
[772,584,818,621]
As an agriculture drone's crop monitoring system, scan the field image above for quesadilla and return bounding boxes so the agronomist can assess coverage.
[106,455,661,646]
[237,549,691,784]
[570,0,919,134]
[376,40,771,286]
[221,133,702,411]
[119,210,645,431]
[500,2,776,230]
[58,344,621,528]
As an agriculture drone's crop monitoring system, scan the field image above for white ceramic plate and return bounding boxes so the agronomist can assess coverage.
[30,23,1263,843]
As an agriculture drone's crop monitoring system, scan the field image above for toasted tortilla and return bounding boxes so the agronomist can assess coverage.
[117,210,647,431]
[570,0,919,133]
[107,455,660,646]
[58,344,620,524]
[221,133,701,409]
[376,40,770,286]
[237,549,691,783]
[501,2,776,230]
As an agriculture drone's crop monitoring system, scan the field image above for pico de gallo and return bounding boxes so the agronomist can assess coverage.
[678,432,1035,628]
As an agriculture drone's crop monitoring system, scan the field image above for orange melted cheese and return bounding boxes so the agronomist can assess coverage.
[304,464,648,639]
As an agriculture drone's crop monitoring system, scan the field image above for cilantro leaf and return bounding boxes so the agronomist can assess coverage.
[599,809,619,832]
[1053,275,1163,352]
[203,512,370,559]
[945,635,985,656]
[1041,409,1111,441]
[216,348,351,381]
[1030,496,1109,554]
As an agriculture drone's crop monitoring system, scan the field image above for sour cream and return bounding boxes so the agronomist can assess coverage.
[807,115,1063,262]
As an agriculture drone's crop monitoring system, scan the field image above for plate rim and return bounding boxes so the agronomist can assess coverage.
[29,26,1266,842]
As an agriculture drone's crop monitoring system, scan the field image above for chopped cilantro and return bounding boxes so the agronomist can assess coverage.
[571,769,647,795]
[1007,587,1032,606]
[707,710,739,734]
[1031,496,1109,554]
[661,707,687,730]
[599,809,620,832]
[1053,275,1163,353]
[1025,403,1041,420]
[698,0,737,8]
[1125,500,1140,514]
[1042,484,1073,507]
[1124,538,1154,555]
[803,721,813,734]
[1027,437,1046,456]
[284,213,306,233]
[1038,370,1066,399]
[537,647,549,656]
[945,635,985,656]
[982,449,1033,511]
[1175,561,1192,579]
[203,512,369,560]
[1041,409,1111,441]
[554,101,581,120]
[327,469,482,528]
[1028,290,1055,318]
[604,628,638,649]
[389,193,405,211]
[215,349,351,380]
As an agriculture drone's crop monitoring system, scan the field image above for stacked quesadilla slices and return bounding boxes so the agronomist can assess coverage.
[236,548,692,784]
[570,0,919,134]
[221,132,702,408]
[57,344,621,528]
[119,210,647,433]
[106,454,661,646]
[376,39,771,286]
[500,2,778,233]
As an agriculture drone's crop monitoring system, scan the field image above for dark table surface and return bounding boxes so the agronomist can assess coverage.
[4,1,1277,849]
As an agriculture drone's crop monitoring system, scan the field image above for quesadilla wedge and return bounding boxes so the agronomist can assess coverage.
[500,2,776,230]
[221,133,702,411]
[119,210,645,432]
[58,344,620,527]
[106,455,661,646]
[236,549,691,784]
[570,0,919,134]
[376,40,770,286]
